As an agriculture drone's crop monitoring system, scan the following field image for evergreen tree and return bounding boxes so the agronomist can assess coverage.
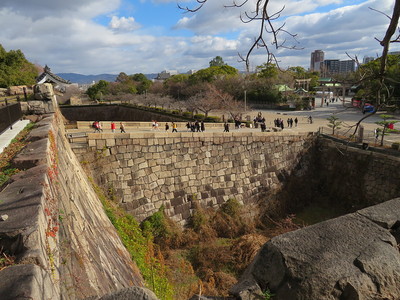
[0,44,38,88]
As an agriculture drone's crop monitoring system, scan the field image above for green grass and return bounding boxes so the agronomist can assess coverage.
[90,179,174,300]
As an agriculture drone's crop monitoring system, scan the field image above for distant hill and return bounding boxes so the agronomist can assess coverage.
[57,73,159,84]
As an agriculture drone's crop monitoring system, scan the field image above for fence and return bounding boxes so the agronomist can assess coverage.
[0,102,22,134]
[319,126,399,149]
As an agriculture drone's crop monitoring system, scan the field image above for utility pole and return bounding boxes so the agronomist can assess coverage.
[244,90,247,112]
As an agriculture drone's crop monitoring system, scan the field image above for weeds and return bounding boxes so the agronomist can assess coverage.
[0,247,16,271]
[0,122,36,189]
[263,288,275,300]
[89,178,174,300]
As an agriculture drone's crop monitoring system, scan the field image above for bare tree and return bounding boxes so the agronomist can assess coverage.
[179,0,301,70]
[207,85,244,120]
[196,84,224,117]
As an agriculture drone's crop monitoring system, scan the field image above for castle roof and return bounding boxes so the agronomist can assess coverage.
[36,65,71,85]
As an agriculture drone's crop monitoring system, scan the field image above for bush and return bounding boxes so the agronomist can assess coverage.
[392,142,400,150]
[182,111,192,118]
[141,206,182,249]
[194,114,205,120]
[204,116,221,123]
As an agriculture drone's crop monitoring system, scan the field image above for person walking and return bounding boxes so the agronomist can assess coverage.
[120,122,126,133]
[200,121,205,132]
[294,117,298,127]
[93,121,100,133]
[223,122,230,132]
[165,123,170,132]
[111,121,116,133]
[172,122,178,132]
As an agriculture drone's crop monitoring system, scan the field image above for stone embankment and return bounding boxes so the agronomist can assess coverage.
[231,198,400,299]
[73,131,316,224]
[0,107,154,298]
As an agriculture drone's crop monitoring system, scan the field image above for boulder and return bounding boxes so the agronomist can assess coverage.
[231,198,400,300]
[85,286,159,300]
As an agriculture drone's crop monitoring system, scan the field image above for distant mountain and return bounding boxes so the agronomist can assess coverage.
[57,73,159,84]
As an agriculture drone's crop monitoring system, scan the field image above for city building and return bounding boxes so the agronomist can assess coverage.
[363,56,375,64]
[155,70,179,81]
[310,50,324,71]
[321,59,355,75]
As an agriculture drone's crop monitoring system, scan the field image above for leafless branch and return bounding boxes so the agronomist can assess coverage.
[179,0,302,71]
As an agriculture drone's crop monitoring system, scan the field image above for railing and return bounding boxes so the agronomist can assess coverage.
[0,102,22,134]
[0,96,20,106]
[319,126,399,149]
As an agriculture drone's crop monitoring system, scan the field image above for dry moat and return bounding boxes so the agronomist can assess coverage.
[1,103,400,300]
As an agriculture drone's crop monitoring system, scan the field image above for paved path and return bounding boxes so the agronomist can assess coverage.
[0,120,31,154]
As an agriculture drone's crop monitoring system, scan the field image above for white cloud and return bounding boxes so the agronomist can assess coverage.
[109,16,141,31]
[0,0,399,74]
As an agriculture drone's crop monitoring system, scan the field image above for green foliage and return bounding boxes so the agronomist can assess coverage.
[141,206,181,248]
[204,116,220,123]
[86,80,110,100]
[90,181,174,299]
[130,73,152,94]
[189,65,238,83]
[219,198,241,218]
[326,115,342,135]
[356,54,400,106]
[193,113,205,120]
[209,56,226,67]
[256,63,278,79]
[263,288,275,300]
[0,44,38,88]
[375,114,399,146]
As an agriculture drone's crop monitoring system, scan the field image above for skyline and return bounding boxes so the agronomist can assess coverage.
[0,0,399,75]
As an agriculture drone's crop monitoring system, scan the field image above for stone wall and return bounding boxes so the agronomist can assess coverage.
[313,138,400,208]
[74,131,317,224]
[0,106,146,299]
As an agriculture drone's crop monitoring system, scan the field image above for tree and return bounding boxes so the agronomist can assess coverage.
[256,63,278,79]
[207,85,243,120]
[189,65,238,83]
[195,84,223,117]
[0,44,37,88]
[375,114,399,146]
[116,72,129,83]
[86,80,109,100]
[130,73,152,94]
[326,115,343,135]
[209,56,226,67]
[180,1,302,70]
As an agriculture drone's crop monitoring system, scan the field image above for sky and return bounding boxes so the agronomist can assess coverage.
[0,0,399,75]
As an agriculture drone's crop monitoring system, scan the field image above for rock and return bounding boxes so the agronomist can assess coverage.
[0,214,8,221]
[91,286,159,300]
[231,198,400,300]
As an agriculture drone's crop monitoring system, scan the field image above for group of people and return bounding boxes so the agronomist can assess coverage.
[186,121,205,132]
[273,117,297,130]
[92,121,126,133]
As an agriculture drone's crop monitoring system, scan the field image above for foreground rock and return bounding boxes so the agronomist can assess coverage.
[231,198,400,300]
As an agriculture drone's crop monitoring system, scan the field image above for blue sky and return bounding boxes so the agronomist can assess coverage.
[0,0,398,75]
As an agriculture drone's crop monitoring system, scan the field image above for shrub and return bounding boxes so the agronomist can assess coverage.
[141,206,182,249]
[182,111,192,118]
[204,116,221,123]
[194,114,205,120]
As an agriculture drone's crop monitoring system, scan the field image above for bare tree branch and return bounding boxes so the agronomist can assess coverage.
[179,0,302,71]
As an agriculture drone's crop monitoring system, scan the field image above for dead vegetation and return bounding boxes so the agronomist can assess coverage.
[144,198,303,298]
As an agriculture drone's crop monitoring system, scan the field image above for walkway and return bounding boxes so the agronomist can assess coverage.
[0,120,31,154]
